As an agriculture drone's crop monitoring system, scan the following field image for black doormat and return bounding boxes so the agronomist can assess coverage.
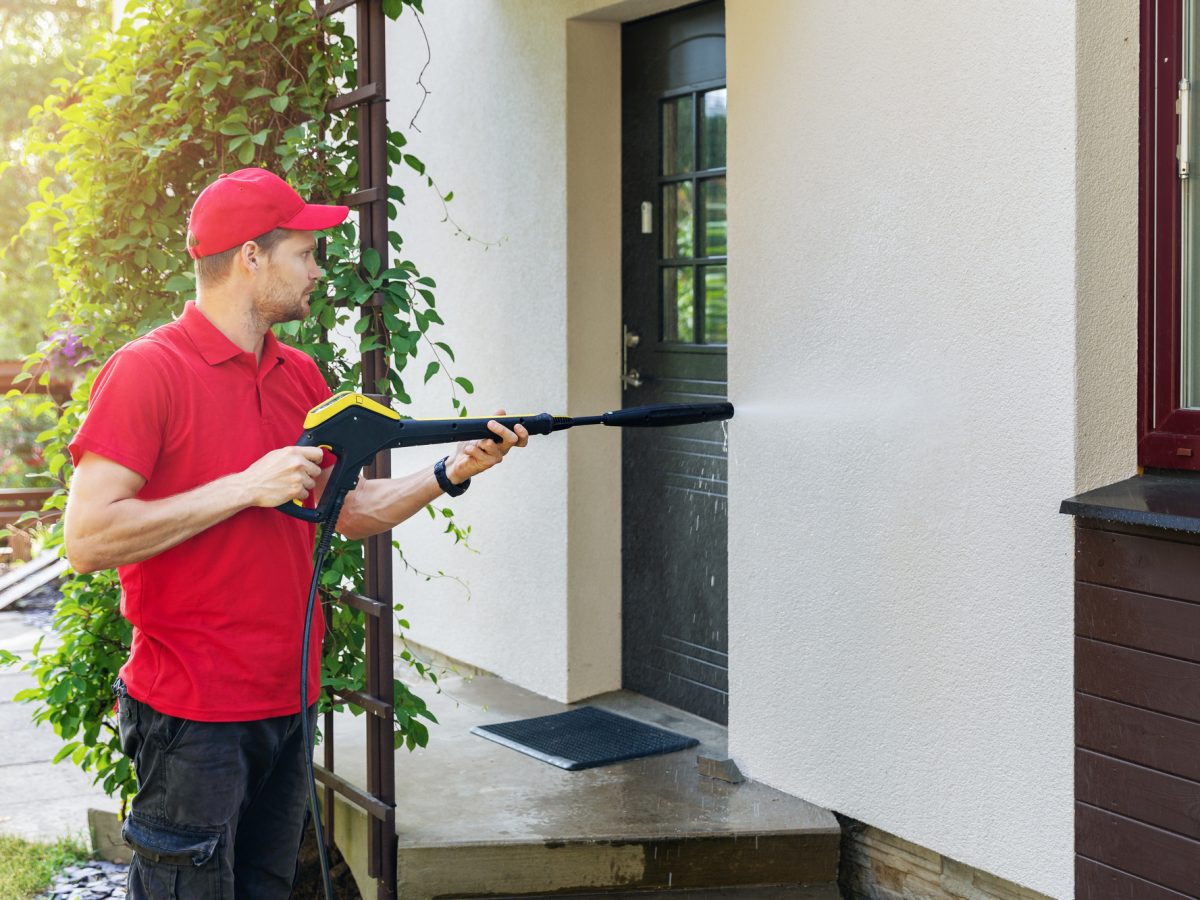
[471,706,699,771]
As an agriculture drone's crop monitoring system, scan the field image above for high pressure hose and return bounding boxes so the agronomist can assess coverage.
[301,490,347,900]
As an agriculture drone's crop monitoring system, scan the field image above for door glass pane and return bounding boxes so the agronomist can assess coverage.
[663,267,695,343]
[700,89,727,170]
[701,177,726,257]
[662,96,694,176]
[703,265,727,343]
[663,182,694,259]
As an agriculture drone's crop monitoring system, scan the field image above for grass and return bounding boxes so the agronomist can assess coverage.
[0,834,92,899]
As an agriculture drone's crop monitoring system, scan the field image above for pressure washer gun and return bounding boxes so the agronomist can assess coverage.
[276,391,735,526]
[275,390,734,900]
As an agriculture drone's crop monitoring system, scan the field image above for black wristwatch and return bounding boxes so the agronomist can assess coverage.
[434,456,470,497]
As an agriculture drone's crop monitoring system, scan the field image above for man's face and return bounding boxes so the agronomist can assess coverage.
[254,230,322,326]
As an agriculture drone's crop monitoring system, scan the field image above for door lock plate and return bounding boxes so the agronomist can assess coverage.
[623,325,642,390]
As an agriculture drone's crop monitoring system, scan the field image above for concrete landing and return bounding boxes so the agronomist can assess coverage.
[327,669,840,899]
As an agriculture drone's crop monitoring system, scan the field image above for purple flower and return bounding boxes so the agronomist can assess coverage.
[46,328,87,367]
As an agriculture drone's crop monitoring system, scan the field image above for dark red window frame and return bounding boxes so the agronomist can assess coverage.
[1139,0,1200,468]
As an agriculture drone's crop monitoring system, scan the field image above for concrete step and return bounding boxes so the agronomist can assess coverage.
[498,886,840,899]
[398,831,841,897]
[326,672,840,899]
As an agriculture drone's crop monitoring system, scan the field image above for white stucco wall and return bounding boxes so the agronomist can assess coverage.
[725,3,1134,898]
[381,0,651,700]
[381,2,572,698]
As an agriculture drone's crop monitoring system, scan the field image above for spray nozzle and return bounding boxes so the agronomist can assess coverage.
[600,401,734,428]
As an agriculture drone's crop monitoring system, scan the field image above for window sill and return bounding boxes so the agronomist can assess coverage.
[1060,471,1200,534]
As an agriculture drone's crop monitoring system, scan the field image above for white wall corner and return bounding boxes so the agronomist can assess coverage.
[565,18,624,701]
[1074,0,1140,494]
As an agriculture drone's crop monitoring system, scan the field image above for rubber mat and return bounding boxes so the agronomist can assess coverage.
[471,706,699,771]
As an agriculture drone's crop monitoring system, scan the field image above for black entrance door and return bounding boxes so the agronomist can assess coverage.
[621,1,728,724]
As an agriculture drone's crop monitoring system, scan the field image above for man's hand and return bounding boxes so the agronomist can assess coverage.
[446,409,530,484]
[239,446,326,507]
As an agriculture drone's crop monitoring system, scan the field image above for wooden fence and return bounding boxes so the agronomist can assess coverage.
[0,488,58,563]
[0,360,73,401]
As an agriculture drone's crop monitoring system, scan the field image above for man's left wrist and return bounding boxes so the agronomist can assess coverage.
[435,455,470,496]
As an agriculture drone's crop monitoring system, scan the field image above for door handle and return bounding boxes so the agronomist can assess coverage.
[623,325,643,390]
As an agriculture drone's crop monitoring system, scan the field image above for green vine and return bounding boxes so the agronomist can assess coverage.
[3,0,477,805]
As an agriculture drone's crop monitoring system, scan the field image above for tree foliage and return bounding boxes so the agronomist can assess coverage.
[0,0,109,359]
[6,0,473,806]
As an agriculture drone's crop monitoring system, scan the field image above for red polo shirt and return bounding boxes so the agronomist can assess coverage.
[68,301,333,721]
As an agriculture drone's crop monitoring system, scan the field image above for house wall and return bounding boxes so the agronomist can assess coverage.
[382,1,571,699]
[726,3,1135,900]
[378,2,1138,898]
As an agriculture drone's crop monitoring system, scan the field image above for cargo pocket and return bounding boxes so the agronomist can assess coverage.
[123,814,222,899]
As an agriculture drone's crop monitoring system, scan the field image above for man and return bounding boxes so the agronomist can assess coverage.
[63,167,528,898]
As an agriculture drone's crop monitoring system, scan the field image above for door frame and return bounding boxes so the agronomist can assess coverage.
[562,0,720,703]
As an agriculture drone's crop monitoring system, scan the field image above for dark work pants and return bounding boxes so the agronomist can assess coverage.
[115,679,315,899]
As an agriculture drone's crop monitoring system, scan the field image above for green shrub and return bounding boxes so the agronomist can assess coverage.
[0,395,58,489]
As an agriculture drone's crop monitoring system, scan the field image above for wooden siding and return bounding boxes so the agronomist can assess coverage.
[1074,521,1200,898]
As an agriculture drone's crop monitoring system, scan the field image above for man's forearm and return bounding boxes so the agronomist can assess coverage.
[66,473,256,574]
[336,468,450,541]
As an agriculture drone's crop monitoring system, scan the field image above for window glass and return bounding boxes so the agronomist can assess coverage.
[703,265,727,344]
[701,177,726,257]
[700,89,727,170]
[663,267,695,343]
[656,89,726,347]
[662,96,694,176]
[663,182,694,259]
[1185,4,1200,407]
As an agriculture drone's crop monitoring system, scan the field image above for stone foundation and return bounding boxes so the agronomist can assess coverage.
[836,814,1053,900]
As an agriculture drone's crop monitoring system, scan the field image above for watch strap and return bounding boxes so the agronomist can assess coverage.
[434,456,470,497]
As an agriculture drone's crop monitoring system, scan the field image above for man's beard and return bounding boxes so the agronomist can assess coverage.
[253,270,308,329]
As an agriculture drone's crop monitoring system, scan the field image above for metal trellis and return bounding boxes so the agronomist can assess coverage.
[313,0,397,897]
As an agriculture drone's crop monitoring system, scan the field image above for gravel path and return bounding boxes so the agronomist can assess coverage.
[37,860,129,899]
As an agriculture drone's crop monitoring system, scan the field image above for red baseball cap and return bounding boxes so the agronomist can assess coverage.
[187,167,349,259]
